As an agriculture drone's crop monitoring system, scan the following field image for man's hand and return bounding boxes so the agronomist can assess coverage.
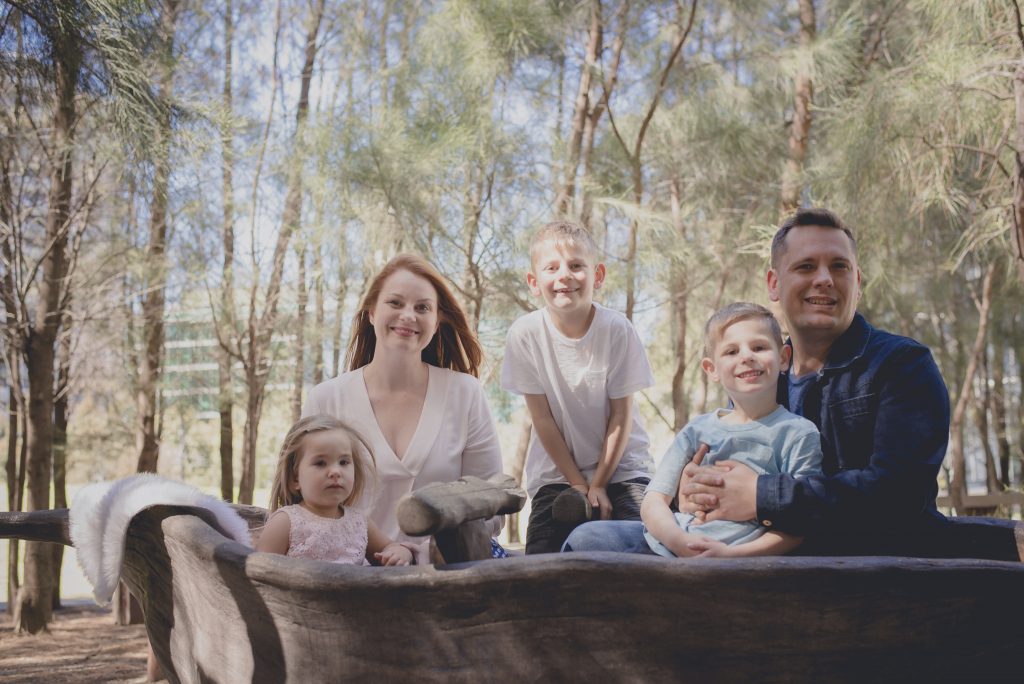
[677,443,732,521]
[678,449,758,524]
[588,486,613,520]
[701,459,758,523]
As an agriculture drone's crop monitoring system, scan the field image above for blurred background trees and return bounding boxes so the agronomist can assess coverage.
[3,0,1023,631]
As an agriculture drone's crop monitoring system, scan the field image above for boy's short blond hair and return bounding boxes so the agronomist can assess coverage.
[703,302,784,357]
[529,220,599,266]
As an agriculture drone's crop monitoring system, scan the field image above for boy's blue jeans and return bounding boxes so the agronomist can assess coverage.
[526,478,648,555]
[561,515,1021,560]
[561,520,655,554]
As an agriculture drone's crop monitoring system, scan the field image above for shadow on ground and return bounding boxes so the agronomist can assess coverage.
[0,600,151,683]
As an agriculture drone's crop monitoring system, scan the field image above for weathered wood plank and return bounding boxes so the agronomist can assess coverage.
[0,508,71,545]
[936,491,1024,509]
[397,475,525,537]
[133,506,1024,684]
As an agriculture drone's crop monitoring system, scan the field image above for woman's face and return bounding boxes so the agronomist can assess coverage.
[369,268,440,358]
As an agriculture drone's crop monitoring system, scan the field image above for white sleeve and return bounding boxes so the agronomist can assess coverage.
[461,380,504,481]
[500,319,545,396]
[460,378,506,536]
[607,318,655,399]
[301,384,325,418]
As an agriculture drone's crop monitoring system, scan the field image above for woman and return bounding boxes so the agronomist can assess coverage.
[303,254,504,550]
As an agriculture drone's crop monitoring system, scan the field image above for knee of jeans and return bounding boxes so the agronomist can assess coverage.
[561,522,597,552]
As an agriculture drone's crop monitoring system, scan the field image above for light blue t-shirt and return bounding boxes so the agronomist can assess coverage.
[644,405,822,556]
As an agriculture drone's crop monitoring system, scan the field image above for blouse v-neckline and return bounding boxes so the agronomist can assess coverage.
[356,365,444,474]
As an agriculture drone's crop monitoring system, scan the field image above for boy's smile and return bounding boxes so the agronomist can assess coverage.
[527,240,605,321]
[701,319,791,407]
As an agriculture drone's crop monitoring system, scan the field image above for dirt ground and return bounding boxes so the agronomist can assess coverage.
[0,601,151,683]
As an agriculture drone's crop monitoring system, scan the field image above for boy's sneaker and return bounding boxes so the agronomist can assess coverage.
[552,488,593,524]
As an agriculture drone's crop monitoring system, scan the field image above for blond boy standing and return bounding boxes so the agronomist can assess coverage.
[501,221,654,554]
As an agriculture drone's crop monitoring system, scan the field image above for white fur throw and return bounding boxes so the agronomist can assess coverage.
[70,473,252,605]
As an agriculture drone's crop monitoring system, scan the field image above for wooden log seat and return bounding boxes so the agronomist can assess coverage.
[3,497,1023,682]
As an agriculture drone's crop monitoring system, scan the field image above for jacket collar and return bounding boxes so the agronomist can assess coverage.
[822,312,871,372]
[781,312,872,379]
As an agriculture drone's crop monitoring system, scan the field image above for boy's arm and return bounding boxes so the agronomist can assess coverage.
[640,491,698,557]
[589,395,634,519]
[524,393,588,491]
[687,530,803,557]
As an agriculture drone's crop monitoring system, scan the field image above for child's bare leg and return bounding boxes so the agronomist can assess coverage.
[146,639,164,682]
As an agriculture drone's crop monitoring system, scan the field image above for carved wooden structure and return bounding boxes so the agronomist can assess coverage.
[3,481,1023,683]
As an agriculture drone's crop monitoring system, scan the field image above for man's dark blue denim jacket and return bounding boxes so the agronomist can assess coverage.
[756,312,949,541]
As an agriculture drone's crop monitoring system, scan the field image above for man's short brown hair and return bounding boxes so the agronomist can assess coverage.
[770,207,857,268]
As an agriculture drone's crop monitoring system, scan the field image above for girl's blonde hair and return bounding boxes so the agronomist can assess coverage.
[267,415,376,512]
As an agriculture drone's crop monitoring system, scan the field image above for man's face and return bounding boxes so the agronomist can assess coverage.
[767,225,861,343]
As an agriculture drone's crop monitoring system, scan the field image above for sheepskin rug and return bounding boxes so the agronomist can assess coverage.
[70,474,251,605]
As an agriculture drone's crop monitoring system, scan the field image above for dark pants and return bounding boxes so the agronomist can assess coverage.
[525,477,649,555]
[798,515,1022,561]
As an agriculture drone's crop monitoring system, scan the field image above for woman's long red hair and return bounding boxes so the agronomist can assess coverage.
[346,254,483,377]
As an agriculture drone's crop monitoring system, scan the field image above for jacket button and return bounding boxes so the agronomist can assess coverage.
[762,519,773,527]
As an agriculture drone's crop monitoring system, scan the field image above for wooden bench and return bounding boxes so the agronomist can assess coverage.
[3,480,1023,683]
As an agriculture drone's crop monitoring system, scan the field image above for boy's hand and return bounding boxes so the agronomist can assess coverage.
[686,537,734,558]
[587,486,613,520]
[375,542,413,566]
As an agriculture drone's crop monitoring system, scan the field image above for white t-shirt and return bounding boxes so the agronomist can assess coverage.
[501,303,654,496]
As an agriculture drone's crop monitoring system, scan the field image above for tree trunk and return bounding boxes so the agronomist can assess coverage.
[990,343,1011,489]
[331,273,347,377]
[579,9,624,229]
[5,377,22,614]
[312,241,325,385]
[135,0,180,475]
[238,0,325,504]
[619,0,695,321]
[15,20,79,632]
[780,0,816,216]
[669,178,690,431]
[51,312,72,609]
[292,242,307,423]
[970,350,999,494]
[1014,61,1024,284]
[218,0,236,502]
[948,264,995,514]
[238,365,266,505]
[506,417,532,545]
[1016,336,1024,487]
[554,0,601,216]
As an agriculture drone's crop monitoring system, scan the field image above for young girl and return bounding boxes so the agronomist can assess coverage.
[256,414,415,566]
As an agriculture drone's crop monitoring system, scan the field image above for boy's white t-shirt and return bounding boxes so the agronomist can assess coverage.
[501,303,654,496]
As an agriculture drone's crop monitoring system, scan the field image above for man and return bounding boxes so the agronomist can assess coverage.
[679,208,1019,559]
[563,208,1020,560]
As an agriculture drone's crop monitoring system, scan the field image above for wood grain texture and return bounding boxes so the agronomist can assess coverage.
[3,507,1023,682]
[0,508,71,545]
[396,475,526,536]
[120,508,1024,683]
